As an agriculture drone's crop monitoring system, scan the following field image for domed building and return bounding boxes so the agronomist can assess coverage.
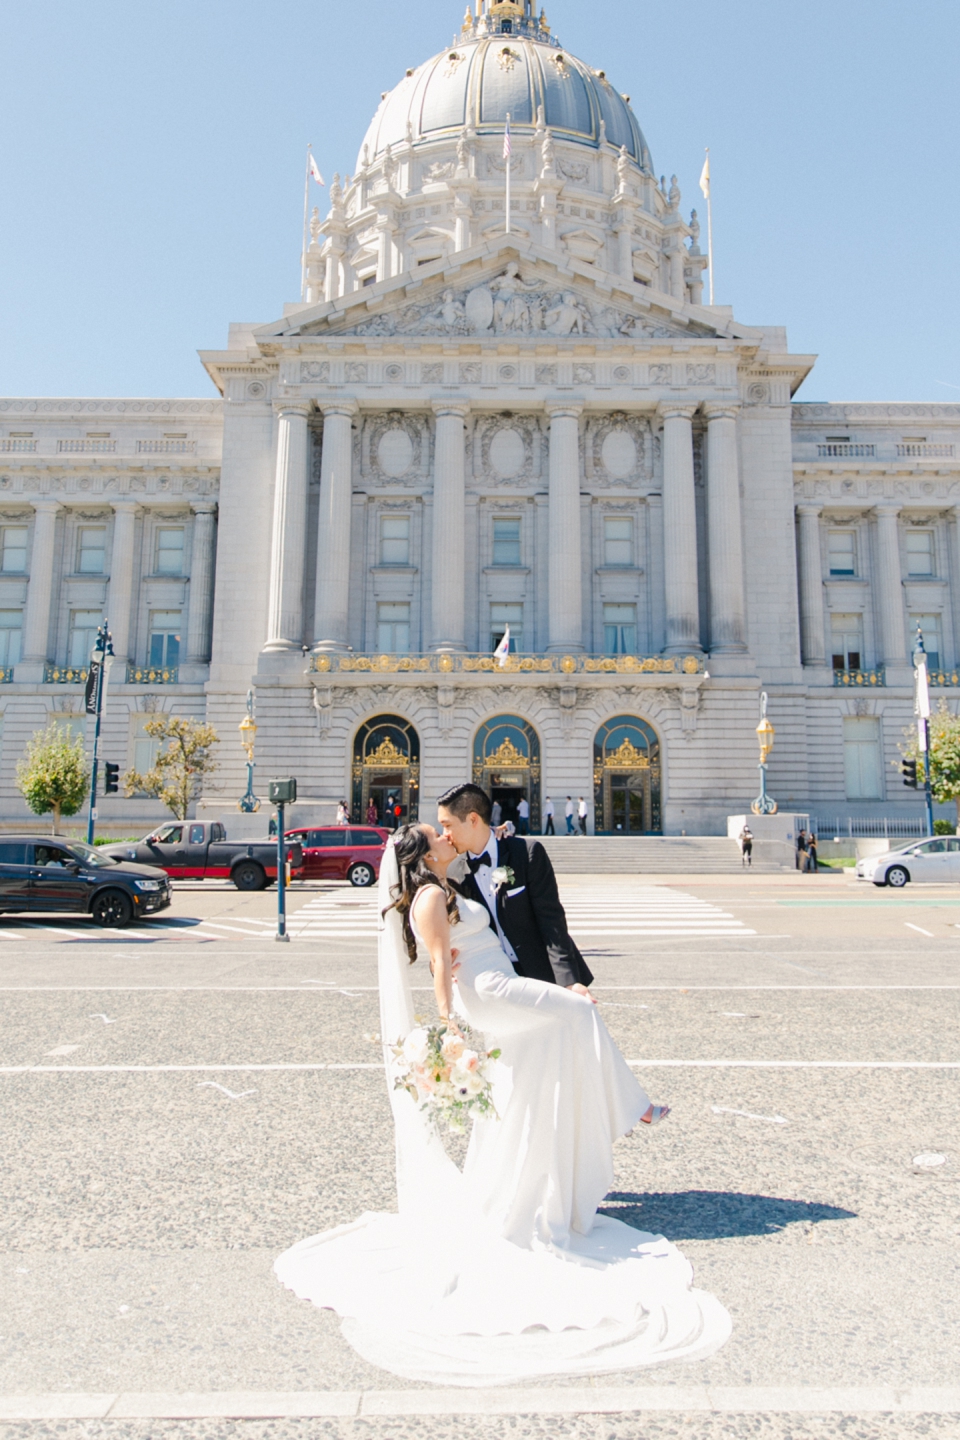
[2,0,959,836]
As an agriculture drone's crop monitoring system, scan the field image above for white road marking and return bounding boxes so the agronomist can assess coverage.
[89,1014,118,1024]
[913,1152,947,1167]
[43,1045,81,1057]
[711,1106,788,1124]
[196,1082,257,1100]
[905,922,935,936]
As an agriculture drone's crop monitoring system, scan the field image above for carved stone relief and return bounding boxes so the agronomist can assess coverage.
[420,363,443,384]
[473,414,543,486]
[344,362,368,383]
[459,362,481,384]
[585,413,650,488]
[362,411,430,486]
[648,364,671,385]
[686,363,716,385]
[301,361,330,382]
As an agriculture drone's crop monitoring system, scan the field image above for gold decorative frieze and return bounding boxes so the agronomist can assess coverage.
[310,652,705,677]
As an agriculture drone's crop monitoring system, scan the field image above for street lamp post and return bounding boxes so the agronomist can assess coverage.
[912,625,935,837]
[751,691,778,817]
[85,620,115,844]
[238,689,260,813]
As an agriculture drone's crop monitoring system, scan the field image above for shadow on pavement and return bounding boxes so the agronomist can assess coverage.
[601,1189,857,1240]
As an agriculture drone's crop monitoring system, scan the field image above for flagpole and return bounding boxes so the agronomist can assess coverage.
[504,113,511,235]
[301,144,313,302]
[703,147,714,305]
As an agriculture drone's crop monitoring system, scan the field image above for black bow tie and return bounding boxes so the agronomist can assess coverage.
[467,852,491,873]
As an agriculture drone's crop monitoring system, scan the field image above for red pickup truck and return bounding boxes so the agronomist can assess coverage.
[102,822,303,891]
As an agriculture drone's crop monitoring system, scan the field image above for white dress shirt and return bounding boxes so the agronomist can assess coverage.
[467,829,519,965]
[518,798,529,820]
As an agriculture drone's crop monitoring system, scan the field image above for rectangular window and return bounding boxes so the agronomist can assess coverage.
[603,603,638,655]
[77,526,107,575]
[827,529,856,576]
[492,518,522,567]
[603,516,634,567]
[844,716,883,800]
[0,611,22,668]
[0,526,28,573]
[906,530,935,577]
[490,602,523,653]
[68,609,101,667]
[379,514,411,566]
[830,612,864,673]
[911,613,942,672]
[155,527,185,575]
[147,611,181,669]
[131,716,161,777]
[376,602,410,654]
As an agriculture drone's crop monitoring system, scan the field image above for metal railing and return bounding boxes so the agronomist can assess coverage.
[812,816,925,839]
[311,651,706,676]
[833,666,886,687]
[126,664,179,684]
[43,664,89,684]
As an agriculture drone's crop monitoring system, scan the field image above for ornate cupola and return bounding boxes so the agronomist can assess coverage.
[461,0,553,41]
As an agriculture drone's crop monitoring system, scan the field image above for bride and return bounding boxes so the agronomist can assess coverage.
[274,823,731,1385]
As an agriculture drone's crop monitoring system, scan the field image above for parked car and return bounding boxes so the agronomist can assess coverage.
[285,825,389,886]
[101,821,303,891]
[0,836,171,927]
[856,836,960,887]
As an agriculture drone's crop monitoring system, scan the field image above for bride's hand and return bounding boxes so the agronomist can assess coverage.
[450,947,461,974]
[567,982,597,1005]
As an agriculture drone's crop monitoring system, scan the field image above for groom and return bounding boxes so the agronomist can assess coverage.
[437,782,594,997]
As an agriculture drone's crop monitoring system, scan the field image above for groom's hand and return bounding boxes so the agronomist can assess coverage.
[567,983,596,1004]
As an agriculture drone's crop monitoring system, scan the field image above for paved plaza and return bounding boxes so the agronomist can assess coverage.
[1,870,958,1440]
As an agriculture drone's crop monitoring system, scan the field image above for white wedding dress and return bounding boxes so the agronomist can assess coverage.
[274,848,731,1385]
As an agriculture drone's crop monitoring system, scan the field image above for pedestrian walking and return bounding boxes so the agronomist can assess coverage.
[565,797,575,835]
[366,798,379,826]
[268,812,278,838]
[336,800,349,826]
[739,824,753,868]
[517,796,530,835]
[491,800,502,828]
[543,796,555,835]
[796,829,808,871]
[578,796,589,836]
[807,833,818,871]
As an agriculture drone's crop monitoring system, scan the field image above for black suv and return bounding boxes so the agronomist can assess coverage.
[0,837,171,928]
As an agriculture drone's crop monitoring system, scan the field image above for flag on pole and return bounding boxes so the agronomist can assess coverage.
[494,626,511,668]
[503,116,512,160]
[309,154,325,186]
[699,152,710,198]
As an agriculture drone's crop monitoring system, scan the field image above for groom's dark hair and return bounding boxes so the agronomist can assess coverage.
[437,782,492,824]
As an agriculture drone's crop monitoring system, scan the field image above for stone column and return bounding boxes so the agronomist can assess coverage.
[313,401,357,651]
[185,502,217,664]
[874,504,907,665]
[703,403,747,653]
[431,403,468,651]
[106,500,141,666]
[18,499,62,674]
[796,503,827,666]
[263,403,311,653]
[658,404,701,653]
[546,404,584,652]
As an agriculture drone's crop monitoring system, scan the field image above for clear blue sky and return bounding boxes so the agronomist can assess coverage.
[1,0,956,402]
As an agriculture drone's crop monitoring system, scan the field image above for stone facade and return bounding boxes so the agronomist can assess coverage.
[1,0,957,832]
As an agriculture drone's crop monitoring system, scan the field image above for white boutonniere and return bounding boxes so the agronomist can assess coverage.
[490,865,516,892]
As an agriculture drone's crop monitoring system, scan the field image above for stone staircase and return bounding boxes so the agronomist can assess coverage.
[537,836,794,874]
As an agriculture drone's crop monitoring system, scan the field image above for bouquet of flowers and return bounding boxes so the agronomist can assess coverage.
[392,1022,501,1133]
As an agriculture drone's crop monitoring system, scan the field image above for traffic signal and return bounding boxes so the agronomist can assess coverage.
[901,759,918,790]
[104,762,120,794]
[269,778,297,804]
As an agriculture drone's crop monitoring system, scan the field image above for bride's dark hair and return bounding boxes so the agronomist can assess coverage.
[383,823,460,964]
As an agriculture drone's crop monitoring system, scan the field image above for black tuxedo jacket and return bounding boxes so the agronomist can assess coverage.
[456,834,593,989]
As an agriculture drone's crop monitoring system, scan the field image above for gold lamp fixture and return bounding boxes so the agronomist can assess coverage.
[750,692,778,816]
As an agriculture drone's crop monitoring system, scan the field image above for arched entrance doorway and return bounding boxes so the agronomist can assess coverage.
[594,716,661,835]
[352,715,420,828]
[472,715,541,833]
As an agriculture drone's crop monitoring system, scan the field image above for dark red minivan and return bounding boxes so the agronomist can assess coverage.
[285,825,389,886]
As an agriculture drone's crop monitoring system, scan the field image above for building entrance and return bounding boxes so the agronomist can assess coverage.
[593,715,661,834]
[352,715,420,829]
[473,714,541,833]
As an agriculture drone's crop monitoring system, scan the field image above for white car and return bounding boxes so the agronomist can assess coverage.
[856,836,960,887]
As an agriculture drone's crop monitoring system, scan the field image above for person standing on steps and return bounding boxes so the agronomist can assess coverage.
[517,795,530,836]
[565,797,575,835]
[739,824,753,868]
[578,797,589,836]
[543,796,555,835]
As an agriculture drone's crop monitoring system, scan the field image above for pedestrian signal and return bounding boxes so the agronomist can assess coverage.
[104,762,120,794]
[901,759,918,790]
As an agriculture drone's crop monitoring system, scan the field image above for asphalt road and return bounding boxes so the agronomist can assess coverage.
[1,871,958,1440]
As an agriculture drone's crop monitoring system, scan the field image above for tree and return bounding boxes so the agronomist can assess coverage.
[16,725,89,833]
[899,699,960,828]
[124,715,220,821]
